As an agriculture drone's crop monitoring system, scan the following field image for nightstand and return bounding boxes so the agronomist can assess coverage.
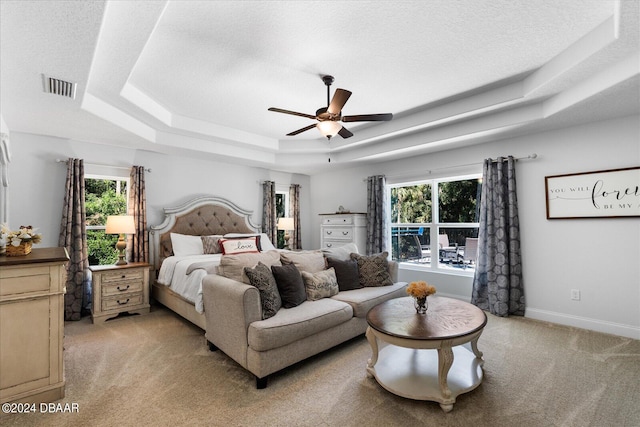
[89,262,150,323]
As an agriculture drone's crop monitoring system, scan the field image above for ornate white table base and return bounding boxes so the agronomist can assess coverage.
[366,327,484,412]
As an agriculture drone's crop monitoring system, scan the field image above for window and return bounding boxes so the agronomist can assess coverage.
[85,175,129,265]
[275,190,289,249]
[389,174,481,273]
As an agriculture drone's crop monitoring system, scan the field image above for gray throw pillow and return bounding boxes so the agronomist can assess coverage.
[244,262,282,319]
[326,257,361,291]
[350,252,393,287]
[271,263,307,308]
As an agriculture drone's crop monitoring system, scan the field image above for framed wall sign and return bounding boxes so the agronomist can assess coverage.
[545,166,640,219]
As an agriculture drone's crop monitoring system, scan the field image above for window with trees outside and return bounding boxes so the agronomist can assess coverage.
[389,174,481,273]
[275,190,289,249]
[85,176,129,265]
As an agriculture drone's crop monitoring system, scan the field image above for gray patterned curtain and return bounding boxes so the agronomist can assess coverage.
[58,158,89,320]
[366,175,386,255]
[471,156,525,317]
[289,184,301,249]
[262,181,276,244]
[128,166,148,263]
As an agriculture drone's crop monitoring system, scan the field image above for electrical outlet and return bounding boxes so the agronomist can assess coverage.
[571,289,580,301]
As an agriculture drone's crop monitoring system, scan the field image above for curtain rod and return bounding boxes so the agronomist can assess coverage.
[56,158,151,173]
[367,153,537,182]
[258,180,302,188]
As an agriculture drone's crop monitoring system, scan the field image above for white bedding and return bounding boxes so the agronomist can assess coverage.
[157,254,222,313]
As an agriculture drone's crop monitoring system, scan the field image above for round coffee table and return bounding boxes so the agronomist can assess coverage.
[365,296,487,412]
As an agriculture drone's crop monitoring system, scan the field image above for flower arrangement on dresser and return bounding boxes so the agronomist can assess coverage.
[1,224,42,256]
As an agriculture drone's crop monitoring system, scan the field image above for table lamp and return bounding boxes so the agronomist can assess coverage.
[105,215,135,265]
[277,217,295,250]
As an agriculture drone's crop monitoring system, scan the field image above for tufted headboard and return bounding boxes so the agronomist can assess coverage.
[149,196,261,271]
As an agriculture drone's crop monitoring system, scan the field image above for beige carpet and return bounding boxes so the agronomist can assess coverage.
[2,305,639,427]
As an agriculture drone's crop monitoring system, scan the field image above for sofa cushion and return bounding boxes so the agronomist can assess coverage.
[301,268,339,301]
[331,281,408,318]
[321,242,359,261]
[350,252,393,287]
[244,262,282,320]
[218,250,281,284]
[248,298,353,352]
[326,257,361,291]
[280,250,325,273]
[271,263,307,308]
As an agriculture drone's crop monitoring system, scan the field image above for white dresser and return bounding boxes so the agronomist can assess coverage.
[319,213,367,252]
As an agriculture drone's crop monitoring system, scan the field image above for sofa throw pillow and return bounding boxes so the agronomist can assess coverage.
[326,257,361,291]
[280,251,325,273]
[321,242,359,261]
[301,268,339,301]
[271,263,307,308]
[219,236,260,255]
[244,262,282,320]
[350,252,393,287]
[201,235,223,254]
[219,250,282,284]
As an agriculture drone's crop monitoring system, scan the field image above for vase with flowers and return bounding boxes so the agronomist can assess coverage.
[1,224,42,256]
[406,281,437,314]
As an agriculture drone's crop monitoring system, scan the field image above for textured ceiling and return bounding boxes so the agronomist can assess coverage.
[1,0,638,174]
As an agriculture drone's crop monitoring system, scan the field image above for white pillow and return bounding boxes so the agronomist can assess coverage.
[321,242,359,261]
[170,233,204,256]
[224,233,277,252]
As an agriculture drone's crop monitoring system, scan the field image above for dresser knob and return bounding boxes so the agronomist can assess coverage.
[117,299,130,305]
[121,275,126,279]
[326,231,332,235]
[326,243,332,248]
[117,285,130,292]
[342,231,348,235]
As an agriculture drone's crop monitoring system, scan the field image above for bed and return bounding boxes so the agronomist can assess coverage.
[149,195,263,329]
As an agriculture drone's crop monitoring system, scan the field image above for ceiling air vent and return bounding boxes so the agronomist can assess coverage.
[42,74,76,100]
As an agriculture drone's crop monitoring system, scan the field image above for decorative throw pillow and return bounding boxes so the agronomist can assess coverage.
[224,233,276,252]
[280,251,325,273]
[201,235,223,254]
[218,236,260,255]
[321,243,359,261]
[170,233,204,256]
[350,252,393,287]
[218,250,282,284]
[299,268,338,301]
[244,262,282,320]
[326,257,361,291]
[271,263,307,308]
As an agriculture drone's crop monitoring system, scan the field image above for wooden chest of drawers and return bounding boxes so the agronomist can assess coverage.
[319,213,367,252]
[89,262,150,323]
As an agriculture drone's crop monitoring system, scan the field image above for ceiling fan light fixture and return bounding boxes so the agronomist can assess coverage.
[317,120,342,139]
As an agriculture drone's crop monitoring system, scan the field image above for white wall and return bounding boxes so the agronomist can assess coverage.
[310,115,640,339]
[6,133,311,249]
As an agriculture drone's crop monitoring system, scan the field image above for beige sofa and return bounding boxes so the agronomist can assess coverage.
[202,247,407,388]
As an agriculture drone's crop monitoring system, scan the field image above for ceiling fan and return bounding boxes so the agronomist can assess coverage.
[268,75,393,140]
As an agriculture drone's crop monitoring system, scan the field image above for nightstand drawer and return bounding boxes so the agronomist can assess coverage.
[102,293,143,311]
[323,228,353,240]
[102,280,143,297]
[101,269,144,284]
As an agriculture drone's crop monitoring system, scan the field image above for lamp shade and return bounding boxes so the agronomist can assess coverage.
[277,217,295,231]
[317,121,342,138]
[105,215,135,234]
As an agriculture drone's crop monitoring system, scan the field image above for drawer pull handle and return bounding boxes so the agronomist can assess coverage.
[121,275,126,278]
[342,231,349,235]
[117,285,130,292]
[326,243,332,248]
[117,299,130,305]
[326,231,332,235]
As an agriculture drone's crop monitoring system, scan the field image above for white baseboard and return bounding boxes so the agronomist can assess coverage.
[525,308,640,340]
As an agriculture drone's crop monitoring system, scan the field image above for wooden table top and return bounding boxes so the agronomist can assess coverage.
[0,247,69,266]
[366,296,487,341]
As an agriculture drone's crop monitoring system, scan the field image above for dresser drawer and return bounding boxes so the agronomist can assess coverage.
[321,241,351,249]
[101,269,144,284]
[322,216,354,225]
[323,227,353,240]
[102,280,143,297]
[101,293,143,311]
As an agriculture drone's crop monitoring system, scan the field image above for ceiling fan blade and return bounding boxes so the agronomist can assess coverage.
[268,107,317,120]
[286,123,317,136]
[338,126,353,139]
[327,89,352,115]
[342,113,393,122]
